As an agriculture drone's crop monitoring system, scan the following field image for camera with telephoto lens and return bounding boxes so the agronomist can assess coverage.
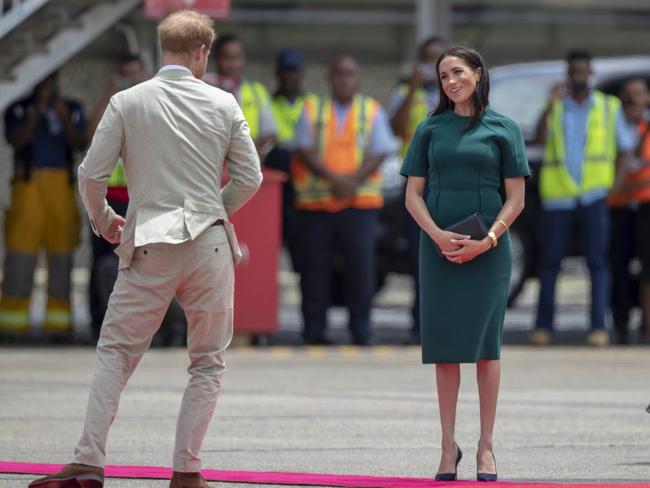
[417,63,438,82]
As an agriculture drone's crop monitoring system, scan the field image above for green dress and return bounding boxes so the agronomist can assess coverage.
[400,108,530,364]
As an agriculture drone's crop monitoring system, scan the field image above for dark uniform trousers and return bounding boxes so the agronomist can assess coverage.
[297,208,379,344]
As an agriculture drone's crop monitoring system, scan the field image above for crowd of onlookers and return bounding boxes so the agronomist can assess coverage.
[0,36,648,347]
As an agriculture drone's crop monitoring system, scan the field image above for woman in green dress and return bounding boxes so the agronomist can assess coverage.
[401,46,530,481]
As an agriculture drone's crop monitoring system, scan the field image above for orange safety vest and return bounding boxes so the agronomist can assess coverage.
[291,95,383,212]
[608,120,650,206]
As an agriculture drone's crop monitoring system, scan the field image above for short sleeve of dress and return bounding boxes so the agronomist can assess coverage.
[498,116,531,179]
[400,119,430,177]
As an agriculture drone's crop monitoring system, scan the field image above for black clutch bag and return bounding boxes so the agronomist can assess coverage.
[434,213,488,257]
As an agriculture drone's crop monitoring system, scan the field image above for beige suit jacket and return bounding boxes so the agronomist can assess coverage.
[78,68,263,269]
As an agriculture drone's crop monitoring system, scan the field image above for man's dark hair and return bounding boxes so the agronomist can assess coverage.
[213,33,241,56]
[328,53,358,70]
[119,54,143,66]
[621,77,648,91]
[566,49,592,65]
[417,36,446,60]
[619,77,649,101]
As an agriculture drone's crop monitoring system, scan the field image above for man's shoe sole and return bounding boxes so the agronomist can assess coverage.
[29,474,103,487]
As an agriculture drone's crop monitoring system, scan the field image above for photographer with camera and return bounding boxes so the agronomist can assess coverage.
[86,55,148,142]
[388,36,447,344]
[389,36,447,157]
[0,72,86,340]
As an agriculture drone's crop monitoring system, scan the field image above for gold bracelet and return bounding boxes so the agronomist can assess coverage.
[495,218,508,230]
[487,231,498,248]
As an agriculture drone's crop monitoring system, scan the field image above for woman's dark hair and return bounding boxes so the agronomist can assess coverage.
[432,45,490,131]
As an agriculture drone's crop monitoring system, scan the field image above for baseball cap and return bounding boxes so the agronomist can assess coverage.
[276,48,304,70]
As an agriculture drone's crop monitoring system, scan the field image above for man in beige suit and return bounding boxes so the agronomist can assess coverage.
[29,11,262,488]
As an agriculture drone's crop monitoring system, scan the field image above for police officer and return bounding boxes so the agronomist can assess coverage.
[266,48,316,270]
[85,56,148,340]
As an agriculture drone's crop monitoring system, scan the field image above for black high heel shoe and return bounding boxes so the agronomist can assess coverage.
[435,444,463,481]
[477,450,497,482]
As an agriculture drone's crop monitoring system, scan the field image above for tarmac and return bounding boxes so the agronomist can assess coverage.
[1,344,649,487]
[1,258,649,487]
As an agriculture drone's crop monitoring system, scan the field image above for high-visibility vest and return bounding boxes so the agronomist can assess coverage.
[107,160,127,187]
[271,93,316,144]
[609,120,650,206]
[540,90,620,202]
[292,95,383,212]
[396,83,429,158]
[106,160,128,202]
[238,80,272,140]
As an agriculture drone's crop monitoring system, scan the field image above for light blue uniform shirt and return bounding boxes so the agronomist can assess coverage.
[543,93,634,211]
[295,98,398,157]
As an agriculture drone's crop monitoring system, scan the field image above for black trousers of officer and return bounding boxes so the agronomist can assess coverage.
[89,198,185,346]
[609,206,638,340]
[89,199,128,339]
[297,208,379,345]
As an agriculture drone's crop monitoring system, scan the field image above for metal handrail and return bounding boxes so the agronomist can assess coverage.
[0,0,50,40]
[0,0,142,111]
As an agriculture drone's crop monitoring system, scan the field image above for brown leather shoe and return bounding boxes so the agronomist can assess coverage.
[29,463,104,487]
[586,329,609,347]
[169,471,211,488]
[528,328,552,346]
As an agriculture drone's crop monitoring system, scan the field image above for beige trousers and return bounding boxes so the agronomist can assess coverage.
[73,226,234,472]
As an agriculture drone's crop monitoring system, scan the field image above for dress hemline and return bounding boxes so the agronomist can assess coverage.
[423,356,501,365]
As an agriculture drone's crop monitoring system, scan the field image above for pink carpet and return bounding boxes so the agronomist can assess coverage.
[2,461,649,487]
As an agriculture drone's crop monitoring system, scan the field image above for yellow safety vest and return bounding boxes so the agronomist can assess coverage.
[541,90,620,202]
[239,80,272,140]
[271,93,316,144]
[107,160,127,188]
[397,83,429,158]
[292,95,383,212]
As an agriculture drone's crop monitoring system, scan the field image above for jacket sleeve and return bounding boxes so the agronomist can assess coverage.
[77,96,123,236]
[221,96,263,216]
